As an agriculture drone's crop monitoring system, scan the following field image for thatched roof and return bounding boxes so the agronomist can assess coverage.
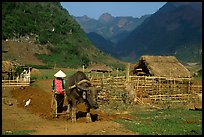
[88,64,112,73]
[2,61,13,72]
[132,56,191,78]
[31,68,42,76]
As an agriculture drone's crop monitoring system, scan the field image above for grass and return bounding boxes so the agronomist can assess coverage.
[31,68,126,80]
[31,69,77,80]
[193,75,202,81]
[115,108,202,135]
[2,130,36,135]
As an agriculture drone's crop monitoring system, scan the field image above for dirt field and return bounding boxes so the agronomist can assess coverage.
[2,80,137,135]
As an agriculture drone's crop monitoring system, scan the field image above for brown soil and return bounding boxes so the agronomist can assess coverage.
[2,40,49,65]
[2,80,136,135]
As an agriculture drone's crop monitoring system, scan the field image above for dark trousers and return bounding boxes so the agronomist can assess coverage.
[55,94,64,113]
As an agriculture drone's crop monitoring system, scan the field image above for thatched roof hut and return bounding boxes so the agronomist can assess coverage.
[2,61,14,72]
[2,61,15,80]
[31,68,42,76]
[132,56,191,78]
[88,64,113,73]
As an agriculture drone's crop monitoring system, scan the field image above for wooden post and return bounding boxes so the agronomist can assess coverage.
[126,63,130,82]
[188,75,191,101]
[159,76,161,101]
[54,63,56,69]
[16,76,19,86]
[188,76,191,93]
[182,78,185,93]
[144,76,146,96]
[173,78,175,93]
[116,68,118,77]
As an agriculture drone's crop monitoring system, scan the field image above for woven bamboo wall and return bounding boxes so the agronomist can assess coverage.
[89,75,202,105]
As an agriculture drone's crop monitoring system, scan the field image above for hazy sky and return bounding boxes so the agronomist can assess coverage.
[60,2,167,19]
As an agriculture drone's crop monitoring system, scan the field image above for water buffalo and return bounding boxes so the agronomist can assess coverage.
[65,71,99,122]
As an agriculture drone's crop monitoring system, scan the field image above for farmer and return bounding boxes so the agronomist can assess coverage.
[52,70,66,113]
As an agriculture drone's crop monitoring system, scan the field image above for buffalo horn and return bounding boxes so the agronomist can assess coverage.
[68,85,76,89]
[68,79,91,90]
[77,79,91,85]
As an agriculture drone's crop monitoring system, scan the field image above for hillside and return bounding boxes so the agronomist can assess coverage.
[2,40,48,65]
[87,32,115,56]
[2,2,126,69]
[116,2,202,64]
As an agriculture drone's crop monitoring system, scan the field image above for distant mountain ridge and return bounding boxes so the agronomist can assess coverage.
[74,13,150,44]
[74,13,150,57]
[77,2,202,65]
[116,2,202,64]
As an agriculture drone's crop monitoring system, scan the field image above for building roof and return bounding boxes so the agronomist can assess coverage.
[88,64,112,73]
[2,61,13,72]
[132,55,191,78]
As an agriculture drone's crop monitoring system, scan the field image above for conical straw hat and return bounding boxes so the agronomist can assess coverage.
[54,70,66,78]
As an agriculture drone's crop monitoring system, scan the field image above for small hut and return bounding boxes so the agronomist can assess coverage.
[2,61,14,80]
[131,55,191,78]
[88,64,113,73]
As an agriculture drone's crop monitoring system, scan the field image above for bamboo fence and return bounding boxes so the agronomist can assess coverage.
[89,74,202,105]
[2,79,30,87]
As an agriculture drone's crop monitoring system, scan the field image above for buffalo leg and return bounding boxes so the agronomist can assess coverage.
[85,104,92,123]
[71,105,77,123]
[66,103,71,120]
[86,112,92,123]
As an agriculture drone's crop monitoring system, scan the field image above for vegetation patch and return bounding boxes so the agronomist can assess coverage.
[2,130,36,135]
[115,108,202,135]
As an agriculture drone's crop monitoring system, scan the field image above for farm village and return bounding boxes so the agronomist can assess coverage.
[2,56,202,135]
[2,2,202,135]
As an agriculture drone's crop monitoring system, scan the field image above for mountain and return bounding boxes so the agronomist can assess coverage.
[116,2,202,64]
[74,13,150,44]
[2,2,126,69]
[74,15,98,34]
[87,32,114,56]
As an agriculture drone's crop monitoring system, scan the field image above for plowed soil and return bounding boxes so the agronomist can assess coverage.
[2,80,136,135]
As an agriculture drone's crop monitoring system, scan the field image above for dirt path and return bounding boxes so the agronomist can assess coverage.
[2,86,136,135]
